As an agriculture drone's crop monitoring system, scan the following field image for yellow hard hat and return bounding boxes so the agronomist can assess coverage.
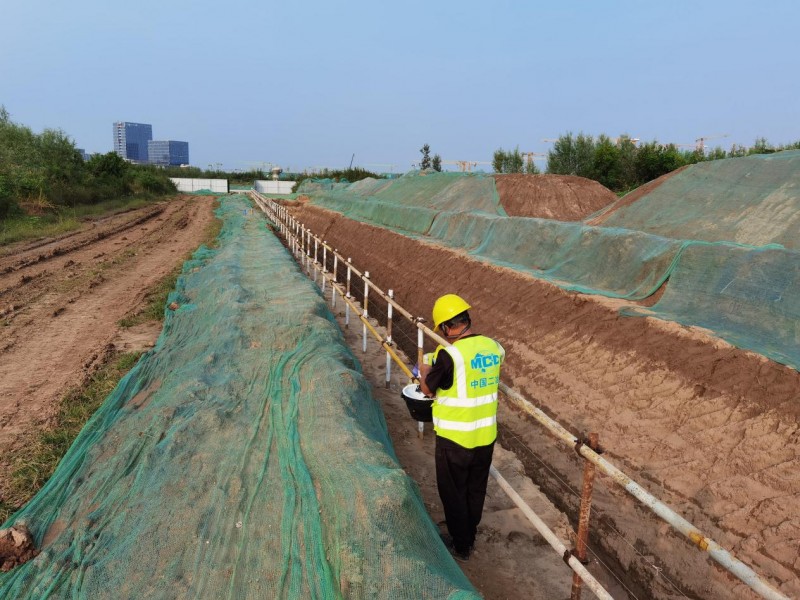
[432,294,471,330]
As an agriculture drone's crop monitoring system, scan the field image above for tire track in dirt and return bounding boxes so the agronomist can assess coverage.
[0,200,196,329]
[0,205,164,275]
[288,203,799,600]
[0,196,217,500]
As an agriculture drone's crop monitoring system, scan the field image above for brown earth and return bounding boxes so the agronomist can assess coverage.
[0,524,37,571]
[287,202,800,600]
[493,174,618,221]
[0,195,217,502]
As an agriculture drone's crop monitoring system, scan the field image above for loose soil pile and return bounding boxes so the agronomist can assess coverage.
[0,196,217,502]
[493,174,618,221]
[289,202,800,600]
[0,525,37,572]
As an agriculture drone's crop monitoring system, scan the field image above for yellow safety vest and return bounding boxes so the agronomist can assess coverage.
[432,336,505,449]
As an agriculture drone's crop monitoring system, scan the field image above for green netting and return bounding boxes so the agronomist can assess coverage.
[598,150,800,249]
[624,242,800,370]
[0,195,478,599]
[428,211,685,299]
[298,172,507,235]
[298,158,800,371]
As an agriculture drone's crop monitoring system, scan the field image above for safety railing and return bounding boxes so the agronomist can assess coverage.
[249,191,790,600]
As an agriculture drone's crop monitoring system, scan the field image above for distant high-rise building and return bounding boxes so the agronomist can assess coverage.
[147,140,190,166]
[76,148,90,161]
[113,122,153,162]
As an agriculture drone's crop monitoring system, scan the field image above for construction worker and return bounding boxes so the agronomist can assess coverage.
[419,294,505,562]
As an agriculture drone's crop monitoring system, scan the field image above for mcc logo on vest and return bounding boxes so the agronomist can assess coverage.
[470,352,501,373]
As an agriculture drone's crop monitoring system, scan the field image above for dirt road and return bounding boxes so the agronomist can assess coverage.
[0,195,217,500]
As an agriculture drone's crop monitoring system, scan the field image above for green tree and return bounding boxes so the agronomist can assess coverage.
[591,135,621,190]
[492,149,505,173]
[546,133,596,178]
[88,152,128,178]
[750,137,775,155]
[419,144,432,170]
[507,147,524,173]
[492,147,525,173]
[432,154,442,172]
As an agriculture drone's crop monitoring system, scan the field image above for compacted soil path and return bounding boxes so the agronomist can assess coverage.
[0,195,217,500]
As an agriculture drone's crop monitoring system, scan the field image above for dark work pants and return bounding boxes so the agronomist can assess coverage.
[435,435,495,554]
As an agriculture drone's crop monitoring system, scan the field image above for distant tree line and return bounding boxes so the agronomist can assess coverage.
[0,106,176,220]
[292,167,384,190]
[542,133,800,193]
[493,147,540,174]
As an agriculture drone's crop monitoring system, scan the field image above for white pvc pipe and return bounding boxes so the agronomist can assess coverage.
[490,466,614,600]
[363,272,369,353]
[332,254,338,308]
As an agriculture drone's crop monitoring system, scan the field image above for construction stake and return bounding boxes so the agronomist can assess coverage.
[386,289,394,389]
[571,432,599,600]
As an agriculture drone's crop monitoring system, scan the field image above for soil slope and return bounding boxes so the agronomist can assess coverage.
[493,174,617,220]
[289,202,800,600]
[0,196,217,500]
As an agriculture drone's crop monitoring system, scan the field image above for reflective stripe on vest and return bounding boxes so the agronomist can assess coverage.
[432,335,504,449]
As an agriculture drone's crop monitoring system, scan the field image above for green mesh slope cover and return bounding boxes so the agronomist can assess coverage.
[427,211,684,300]
[599,150,800,249]
[625,242,800,370]
[300,161,800,369]
[301,172,506,235]
[0,196,478,600]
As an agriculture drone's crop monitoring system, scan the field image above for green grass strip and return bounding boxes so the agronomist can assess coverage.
[0,352,142,523]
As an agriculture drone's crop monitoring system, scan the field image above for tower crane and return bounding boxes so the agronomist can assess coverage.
[442,160,491,172]
[695,133,729,152]
[521,152,547,162]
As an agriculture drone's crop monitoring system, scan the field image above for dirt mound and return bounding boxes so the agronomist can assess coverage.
[0,525,37,571]
[289,203,800,600]
[587,166,689,225]
[493,174,617,221]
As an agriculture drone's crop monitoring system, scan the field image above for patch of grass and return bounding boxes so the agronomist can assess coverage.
[1,351,143,524]
[0,214,81,246]
[204,200,223,248]
[0,196,164,247]
[118,266,181,328]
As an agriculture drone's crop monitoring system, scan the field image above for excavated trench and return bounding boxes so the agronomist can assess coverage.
[285,202,800,600]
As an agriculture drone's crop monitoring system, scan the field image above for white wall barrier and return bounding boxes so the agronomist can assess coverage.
[170,178,229,193]
[254,180,297,195]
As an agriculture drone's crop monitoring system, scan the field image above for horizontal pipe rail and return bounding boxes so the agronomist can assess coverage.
[491,466,613,600]
[250,191,790,600]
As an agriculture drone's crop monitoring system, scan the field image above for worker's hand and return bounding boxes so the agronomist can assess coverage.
[418,363,433,396]
[418,362,431,380]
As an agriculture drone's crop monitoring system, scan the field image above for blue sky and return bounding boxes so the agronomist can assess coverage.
[2,0,798,172]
